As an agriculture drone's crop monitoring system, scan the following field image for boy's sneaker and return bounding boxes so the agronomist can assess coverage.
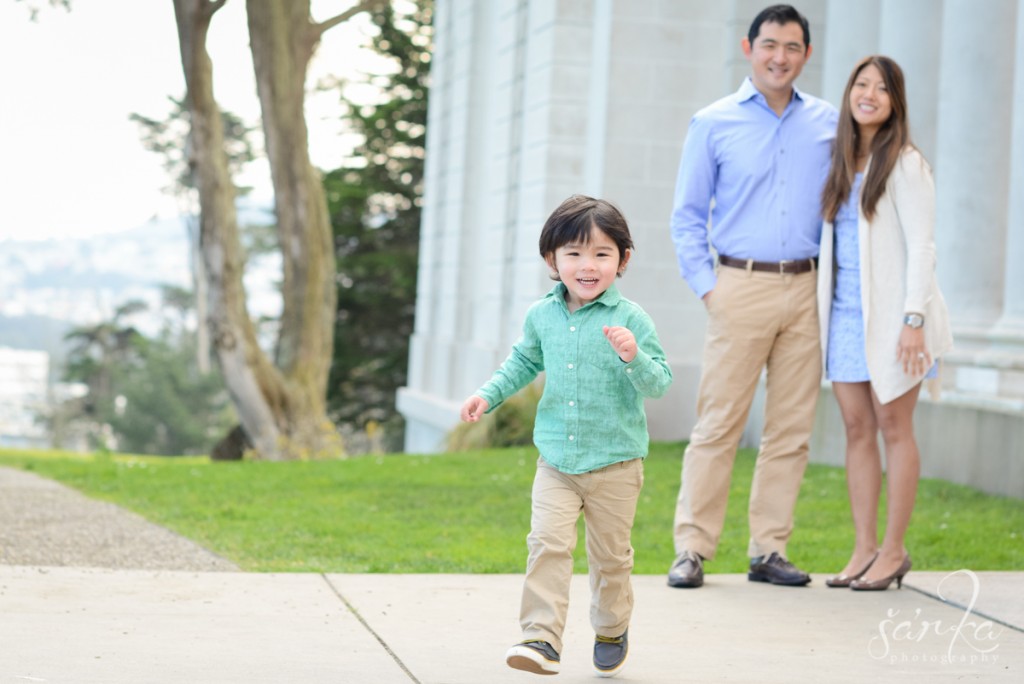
[505,640,560,675]
[593,630,628,678]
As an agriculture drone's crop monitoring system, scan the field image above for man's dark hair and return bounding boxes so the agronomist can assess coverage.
[538,195,633,270]
[748,4,811,49]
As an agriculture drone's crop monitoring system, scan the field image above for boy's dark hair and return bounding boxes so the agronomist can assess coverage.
[748,4,810,49]
[538,195,634,269]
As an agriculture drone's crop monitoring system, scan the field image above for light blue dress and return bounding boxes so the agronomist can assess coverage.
[826,173,936,382]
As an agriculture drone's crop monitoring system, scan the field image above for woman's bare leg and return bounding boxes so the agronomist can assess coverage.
[832,381,882,576]
[860,383,922,581]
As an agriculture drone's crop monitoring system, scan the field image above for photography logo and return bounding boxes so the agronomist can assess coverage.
[868,569,1004,666]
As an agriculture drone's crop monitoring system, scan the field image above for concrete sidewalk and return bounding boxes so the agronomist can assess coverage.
[0,567,1020,683]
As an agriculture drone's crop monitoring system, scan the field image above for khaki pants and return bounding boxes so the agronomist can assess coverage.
[673,265,820,560]
[520,457,643,654]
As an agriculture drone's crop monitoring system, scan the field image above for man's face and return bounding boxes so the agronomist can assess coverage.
[743,20,811,99]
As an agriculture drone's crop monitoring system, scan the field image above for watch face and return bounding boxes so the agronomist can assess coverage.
[905,314,924,328]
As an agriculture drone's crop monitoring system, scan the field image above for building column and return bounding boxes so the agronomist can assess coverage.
[821,0,879,107]
[934,0,1016,329]
[877,0,943,162]
[996,0,1024,336]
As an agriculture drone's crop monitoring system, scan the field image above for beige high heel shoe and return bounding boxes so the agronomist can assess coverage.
[850,555,912,591]
[825,552,879,588]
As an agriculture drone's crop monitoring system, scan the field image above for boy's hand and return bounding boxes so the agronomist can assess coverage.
[460,395,490,422]
[603,325,637,363]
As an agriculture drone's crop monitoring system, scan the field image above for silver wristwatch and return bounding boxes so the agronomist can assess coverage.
[904,313,925,329]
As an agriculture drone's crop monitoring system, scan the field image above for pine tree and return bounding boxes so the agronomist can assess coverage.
[323,0,432,450]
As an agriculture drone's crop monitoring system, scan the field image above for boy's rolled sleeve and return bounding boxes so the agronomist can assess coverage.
[476,317,544,412]
[623,312,673,398]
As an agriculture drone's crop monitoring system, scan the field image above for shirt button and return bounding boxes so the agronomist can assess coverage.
[568,435,575,441]
[626,368,633,374]
[569,401,575,406]
[569,326,576,332]
[567,363,574,369]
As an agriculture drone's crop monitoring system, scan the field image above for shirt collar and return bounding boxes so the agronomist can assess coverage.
[549,282,622,311]
[736,76,805,108]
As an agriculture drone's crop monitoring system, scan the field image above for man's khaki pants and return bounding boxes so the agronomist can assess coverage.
[520,457,643,654]
[673,265,820,560]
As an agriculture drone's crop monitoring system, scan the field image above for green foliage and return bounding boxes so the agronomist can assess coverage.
[2,445,1020,574]
[57,291,235,456]
[131,97,258,197]
[62,300,147,423]
[323,0,432,449]
[15,0,70,22]
[104,337,235,456]
[446,384,542,451]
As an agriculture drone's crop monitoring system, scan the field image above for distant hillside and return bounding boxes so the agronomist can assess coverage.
[0,199,279,361]
[0,314,72,362]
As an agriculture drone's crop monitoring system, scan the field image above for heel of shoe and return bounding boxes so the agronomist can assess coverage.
[850,554,912,591]
[895,555,912,589]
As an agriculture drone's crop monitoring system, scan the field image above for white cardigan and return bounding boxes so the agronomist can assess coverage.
[817,147,954,405]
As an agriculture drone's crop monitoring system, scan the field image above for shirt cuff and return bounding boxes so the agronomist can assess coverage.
[687,268,717,300]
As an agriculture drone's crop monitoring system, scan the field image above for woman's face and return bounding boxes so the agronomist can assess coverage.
[849,63,892,134]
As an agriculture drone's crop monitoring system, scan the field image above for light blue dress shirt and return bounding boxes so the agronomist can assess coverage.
[670,77,838,298]
[476,283,672,475]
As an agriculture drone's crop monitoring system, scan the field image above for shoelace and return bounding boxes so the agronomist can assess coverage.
[521,640,559,658]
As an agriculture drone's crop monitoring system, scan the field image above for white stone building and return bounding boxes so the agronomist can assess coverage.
[398,0,1024,498]
[0,347,50,449]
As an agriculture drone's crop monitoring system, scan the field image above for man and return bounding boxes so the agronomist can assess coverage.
[667,4,837,589]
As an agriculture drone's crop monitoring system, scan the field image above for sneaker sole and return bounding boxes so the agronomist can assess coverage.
[506,646,560,675]
[594,646,628,678]
[747,571,811,586]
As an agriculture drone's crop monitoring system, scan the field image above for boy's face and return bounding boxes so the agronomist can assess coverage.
[544,226,630,311]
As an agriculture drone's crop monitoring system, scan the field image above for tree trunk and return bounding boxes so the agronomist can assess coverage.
[172,0,372,459]
[244,0,340,455]
[185,213,211,375]
[173,0,288,459]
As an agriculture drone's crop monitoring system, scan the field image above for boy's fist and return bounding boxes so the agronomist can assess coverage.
[460,395,490,422]
[603,325,637,363]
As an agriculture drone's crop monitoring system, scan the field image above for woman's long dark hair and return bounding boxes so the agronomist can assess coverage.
[822,55,912,223]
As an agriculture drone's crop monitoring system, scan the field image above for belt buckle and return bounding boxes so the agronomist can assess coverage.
[778,260,791,274]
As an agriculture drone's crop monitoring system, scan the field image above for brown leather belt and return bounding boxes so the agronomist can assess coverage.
[718,255,817,274]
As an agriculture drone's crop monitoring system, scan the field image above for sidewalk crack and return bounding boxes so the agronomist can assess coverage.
[320,574,423,683]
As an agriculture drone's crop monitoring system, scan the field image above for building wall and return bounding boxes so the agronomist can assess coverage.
[399,0,1024,498]
[0,348,50,449]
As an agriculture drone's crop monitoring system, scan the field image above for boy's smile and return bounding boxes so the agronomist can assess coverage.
[545,227,631,313]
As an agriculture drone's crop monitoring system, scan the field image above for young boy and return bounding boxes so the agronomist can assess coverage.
[460,195,672,677]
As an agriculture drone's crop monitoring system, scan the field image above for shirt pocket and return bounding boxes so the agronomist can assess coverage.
[586,346,627,373]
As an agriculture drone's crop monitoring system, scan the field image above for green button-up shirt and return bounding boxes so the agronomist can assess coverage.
[477,283,673,474]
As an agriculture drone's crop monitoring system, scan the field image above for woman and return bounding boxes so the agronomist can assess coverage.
[817,56,953,591]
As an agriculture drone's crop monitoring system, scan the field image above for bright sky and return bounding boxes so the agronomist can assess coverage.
[0,0,377,242]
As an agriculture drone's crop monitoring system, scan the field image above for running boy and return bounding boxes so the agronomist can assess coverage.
[460,195,673,677]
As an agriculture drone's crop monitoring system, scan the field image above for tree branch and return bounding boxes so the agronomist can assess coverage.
[313,0,385,39]
[207,0,227,18]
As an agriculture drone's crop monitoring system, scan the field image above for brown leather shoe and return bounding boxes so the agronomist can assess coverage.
[748,552,811,586]
[850,555,912,591]
[667,550,704,588]
[825,552,878,588]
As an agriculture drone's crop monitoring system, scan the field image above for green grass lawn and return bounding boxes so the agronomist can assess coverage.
[1,444,1021,574]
